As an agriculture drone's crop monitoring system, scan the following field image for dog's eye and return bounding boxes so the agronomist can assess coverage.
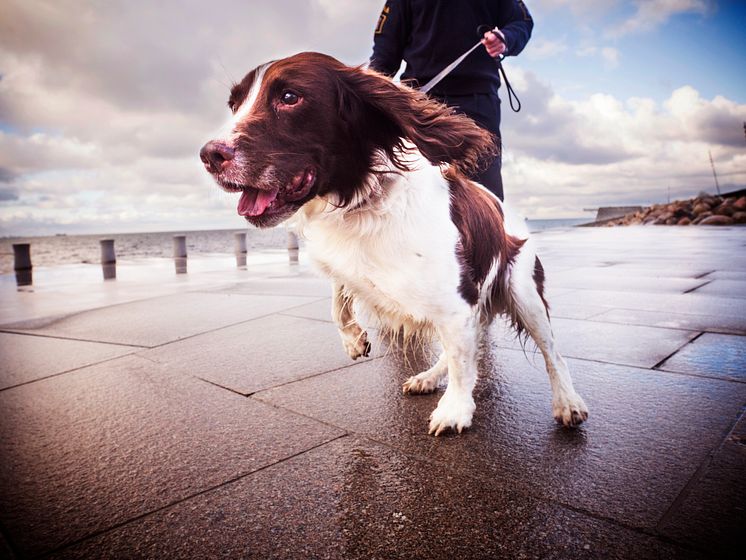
[227,100,237,113]
[280,91,299,106]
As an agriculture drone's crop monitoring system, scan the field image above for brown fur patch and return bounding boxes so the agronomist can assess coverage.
[533,256,550,318]
[447,168,526,319]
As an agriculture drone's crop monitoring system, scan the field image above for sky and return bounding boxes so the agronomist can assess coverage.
[1,0,745,235]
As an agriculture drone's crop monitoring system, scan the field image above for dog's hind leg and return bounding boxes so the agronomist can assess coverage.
[511,256,588,427]
[402,351,447,394]
[332,281,371,360]
[427,311,479,435]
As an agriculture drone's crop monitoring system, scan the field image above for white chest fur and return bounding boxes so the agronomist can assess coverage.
[294,158,466,325]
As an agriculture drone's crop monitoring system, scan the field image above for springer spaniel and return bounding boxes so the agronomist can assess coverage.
[200,52,588,435]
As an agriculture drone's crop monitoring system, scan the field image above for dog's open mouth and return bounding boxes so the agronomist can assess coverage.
[229,168,316,218]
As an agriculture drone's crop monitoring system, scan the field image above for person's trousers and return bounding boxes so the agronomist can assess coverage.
[432,92,503,200]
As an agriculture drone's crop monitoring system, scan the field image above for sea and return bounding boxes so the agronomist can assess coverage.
[0,219,588,275]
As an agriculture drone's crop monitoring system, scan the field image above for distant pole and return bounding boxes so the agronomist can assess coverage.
[708,150,721,196]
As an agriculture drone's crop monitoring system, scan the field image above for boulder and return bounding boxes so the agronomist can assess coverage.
[692,203,710,215]
[732,211,746,224]
[713,204,734,217]
[692,212,713,224]
[677,217,691,225]
[699,215,734,226]
[733,196,746,211]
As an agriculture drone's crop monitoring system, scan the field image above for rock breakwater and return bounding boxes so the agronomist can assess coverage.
[601,193,746,226]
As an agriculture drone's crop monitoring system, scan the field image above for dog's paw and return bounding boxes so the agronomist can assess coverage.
[428,391,476,436]
[553,392,589,428]
[341,330,371,360]
[402,374,438,395]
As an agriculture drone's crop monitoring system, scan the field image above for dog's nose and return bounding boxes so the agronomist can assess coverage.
[200,141,235,173]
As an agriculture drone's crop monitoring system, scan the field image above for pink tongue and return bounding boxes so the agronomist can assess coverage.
[238,188,278,216]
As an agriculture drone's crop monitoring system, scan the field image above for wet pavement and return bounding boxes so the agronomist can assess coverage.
[0,226,744,559]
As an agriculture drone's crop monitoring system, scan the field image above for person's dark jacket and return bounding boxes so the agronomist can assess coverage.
[370,0,533,95]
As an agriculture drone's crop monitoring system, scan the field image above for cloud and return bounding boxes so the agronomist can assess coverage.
[608,0,710,37]
[0,0,742,233]
[501,71,746,218]
[524,38,569,60]
[600,47,620,69]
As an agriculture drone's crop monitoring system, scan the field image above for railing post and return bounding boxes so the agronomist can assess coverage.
[287,231,299,263]
[173,235,187,274]
[13,243,33,286]
[234,231,247,267]
[100,239,116,280]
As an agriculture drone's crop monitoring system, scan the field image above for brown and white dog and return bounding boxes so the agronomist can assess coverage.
[200,52,588,435]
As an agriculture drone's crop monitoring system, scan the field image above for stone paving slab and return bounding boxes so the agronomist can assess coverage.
[0,292,315,348]
[279,297,334,323]
[215,275,332,298]
[690,279,746,298]
[0,355,343,557]
[587,308,746,335]
[550,289,746,318]
[657,415,746,558]
[657,333,746,381]
[706,270,746,280]
[553,265,716,279]
[255,347,746,530]
[140,313,378,395]
[491,317,697,368]
[0,332,133,390]
[546,271,705,293]
[50,436,697,560]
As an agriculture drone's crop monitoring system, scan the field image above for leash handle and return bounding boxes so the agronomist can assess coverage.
[478,25,522,113]
[497,60,521,113]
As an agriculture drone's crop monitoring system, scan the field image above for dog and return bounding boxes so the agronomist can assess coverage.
[200,52,588,435]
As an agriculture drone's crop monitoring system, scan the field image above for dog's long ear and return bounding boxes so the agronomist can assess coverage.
[338,66,497,174]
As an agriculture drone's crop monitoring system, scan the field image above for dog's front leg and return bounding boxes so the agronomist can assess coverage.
[428,312,479,436]
[331,281,371,360]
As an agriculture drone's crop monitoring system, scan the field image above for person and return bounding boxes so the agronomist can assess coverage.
[369,0,533,201]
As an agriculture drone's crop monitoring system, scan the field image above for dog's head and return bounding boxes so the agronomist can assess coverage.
[200,52,495,227]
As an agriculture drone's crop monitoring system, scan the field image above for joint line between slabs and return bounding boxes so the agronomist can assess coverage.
[40,433,349,559]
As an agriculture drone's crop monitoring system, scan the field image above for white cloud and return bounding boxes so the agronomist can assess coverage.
[0,0,742,234]
[608,0,710,37]
[525,38,569,60]
[600,47,620,68]
[501,70,746,218]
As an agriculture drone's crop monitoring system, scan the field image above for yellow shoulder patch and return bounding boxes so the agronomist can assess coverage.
[375,5,390,35]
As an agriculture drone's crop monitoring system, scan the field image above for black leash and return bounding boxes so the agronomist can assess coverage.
[476,24,521,113]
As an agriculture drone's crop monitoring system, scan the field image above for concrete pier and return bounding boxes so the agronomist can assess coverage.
[0,226,744,559]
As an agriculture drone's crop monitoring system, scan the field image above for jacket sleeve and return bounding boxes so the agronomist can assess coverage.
[498,0,534,57]
[369,0,409,76]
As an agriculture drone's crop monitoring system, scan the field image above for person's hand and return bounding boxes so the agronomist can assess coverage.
[481,30,506,58]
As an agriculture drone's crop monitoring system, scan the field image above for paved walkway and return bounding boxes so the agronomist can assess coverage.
[1,226,744,559]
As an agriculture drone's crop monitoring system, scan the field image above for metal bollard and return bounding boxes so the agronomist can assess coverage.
[13,243,33,287]
[234,231,247,267]
[287,231,299,264]
[173,235,187,258]
[100,239,116,280]
[173,235,187,274]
